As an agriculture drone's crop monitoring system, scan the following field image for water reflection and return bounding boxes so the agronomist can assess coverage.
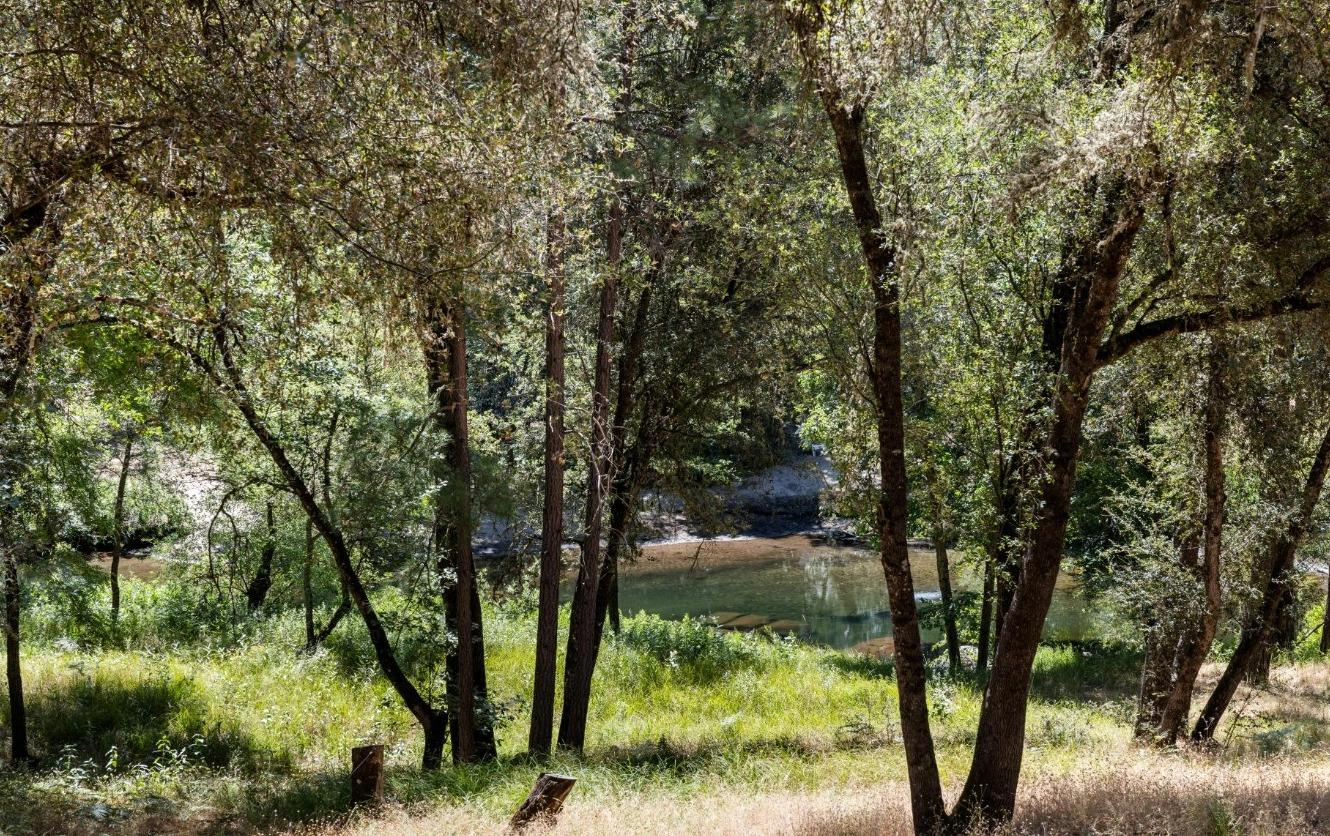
[599,536,1093,650]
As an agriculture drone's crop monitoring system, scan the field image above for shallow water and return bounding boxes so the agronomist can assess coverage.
[610,535,1095,650]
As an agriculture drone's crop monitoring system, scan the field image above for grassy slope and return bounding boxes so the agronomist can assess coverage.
[2,579,1328,835]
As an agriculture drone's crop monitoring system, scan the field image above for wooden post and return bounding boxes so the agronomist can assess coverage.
[351,744,384,807]
[510,772,577,829]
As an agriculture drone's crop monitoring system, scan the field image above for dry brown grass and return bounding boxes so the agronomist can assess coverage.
[317,751,1330,836]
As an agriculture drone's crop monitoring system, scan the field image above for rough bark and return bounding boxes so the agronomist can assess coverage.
[529,209,567,758]
[110,432,135,620]
[424,296,496,764]
[1192,418,1330,740]
[785,4,946,827]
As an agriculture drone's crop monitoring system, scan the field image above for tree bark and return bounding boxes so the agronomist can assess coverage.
[1192,418,1330,740]
[1155,345,1226,744]
[110,431,135,620]
[1321,568,1330,655]
[977,552,995,673]
[424,295,496,764]
[529,209,567,758]
[558,242,618,752]
[934,522,961,675]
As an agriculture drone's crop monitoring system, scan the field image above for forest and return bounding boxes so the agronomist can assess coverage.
[2,0,1329,833]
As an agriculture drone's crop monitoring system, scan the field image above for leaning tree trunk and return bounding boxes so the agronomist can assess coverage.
[952,175,1145,827]
[1192,418,1330,741]
[193,320,449,770]
[425,295,497,764]
[529,209,567,758]
[109,431,134,621]
[1156,355,1226,743]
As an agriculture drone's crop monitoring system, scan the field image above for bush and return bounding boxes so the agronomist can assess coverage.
[612,613,761,679]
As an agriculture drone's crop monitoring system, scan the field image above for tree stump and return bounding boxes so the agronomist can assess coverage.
[350,744,384,807]
[510,772,577,829]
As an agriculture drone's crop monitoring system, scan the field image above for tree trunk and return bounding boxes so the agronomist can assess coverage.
[558,0,637,753]
[977,552,995,673]
[1156,349,1226,744]
[934,522,961,675]
[557,246,618,752]
[594,287,652,642]
[1193,418,1330,740]
[424,295,496,764]
[1321,569,1329,654]
[785,6,946,825]
[2,548,30,766]
[529,209,567,758]
[952,175,1145,826]
[110,432,135,621]
[245,497,276,614]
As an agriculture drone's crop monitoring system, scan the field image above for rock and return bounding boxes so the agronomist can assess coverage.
[719,614,770,631]
[701,611,742,626]
[851,637,895,659]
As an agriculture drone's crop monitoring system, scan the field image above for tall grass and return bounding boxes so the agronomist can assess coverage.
[2,576,1326,834]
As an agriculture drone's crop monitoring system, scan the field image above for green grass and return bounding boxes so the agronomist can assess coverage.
[0,576,1321,834]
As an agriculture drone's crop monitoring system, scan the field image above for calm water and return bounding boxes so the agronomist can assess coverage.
[611,536,1095,650]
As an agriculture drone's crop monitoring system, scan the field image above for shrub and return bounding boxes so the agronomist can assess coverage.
[612,613,761,679]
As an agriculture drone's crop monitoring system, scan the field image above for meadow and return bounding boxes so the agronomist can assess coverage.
[5,572,1327,835]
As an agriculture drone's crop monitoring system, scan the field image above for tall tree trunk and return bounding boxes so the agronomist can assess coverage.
[952,176,1145,826]
[1155,345,1226,744]
[786,5,946,826]
[529,209,567,758]
[557,0,637,753]
[557,243,618,752]
[594,287,652,641]
[934,520,961,675]
[1192,419,1330,740]
[425,296,496,764]
[110,431,135,621]
[245,496,276,614]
